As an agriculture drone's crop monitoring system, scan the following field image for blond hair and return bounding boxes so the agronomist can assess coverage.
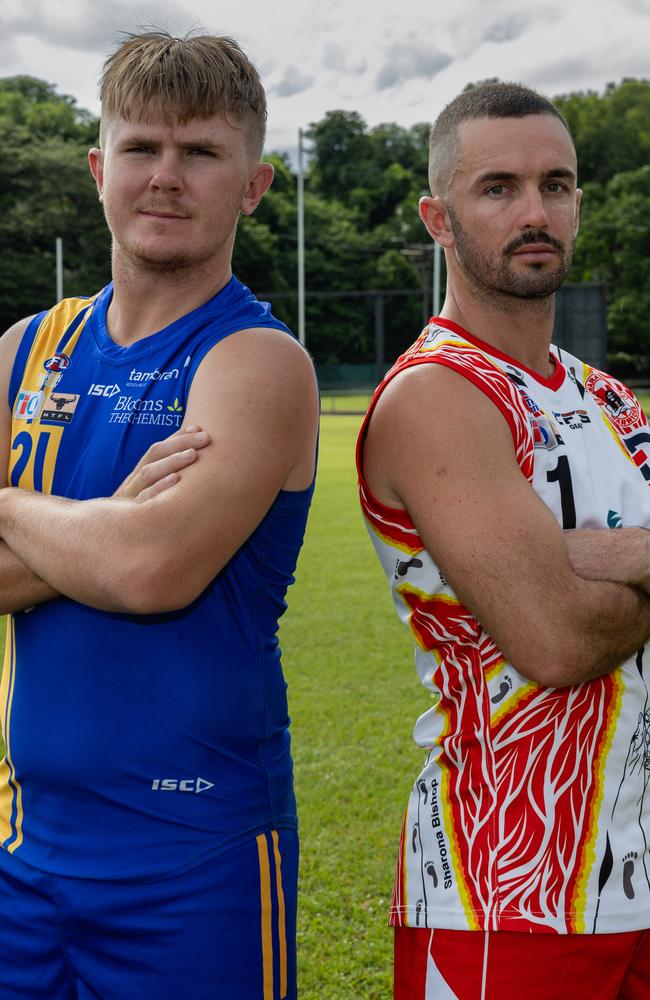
[99,30,267,156]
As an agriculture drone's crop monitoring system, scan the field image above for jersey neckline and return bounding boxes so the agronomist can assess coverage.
[88,277,243,363]
[430,316,566,391]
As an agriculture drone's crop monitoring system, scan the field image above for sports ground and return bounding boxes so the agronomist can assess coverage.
[0,413,423,998]
[3,398,650,997]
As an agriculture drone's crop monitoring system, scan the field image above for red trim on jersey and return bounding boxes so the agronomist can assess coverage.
[356,329,535,528]
[430,316,566,391]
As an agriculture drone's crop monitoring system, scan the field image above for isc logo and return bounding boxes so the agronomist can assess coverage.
[151,777,214,794]
[88,383,121,398]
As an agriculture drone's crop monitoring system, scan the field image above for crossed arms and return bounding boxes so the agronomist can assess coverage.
[0,319,318,615]
[362,363,650,688]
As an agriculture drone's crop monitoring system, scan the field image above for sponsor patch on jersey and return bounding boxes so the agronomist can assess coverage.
[620,429,650,485]
[88,383,121,398]
[505,365,527,388]
[126,366,180,387]
[13,388,44,422]
[43,352,70,373]
[521,392,543,417]
[552,408,591,429]
[40,392,80,425]
[530,414,562,450]
[151,777,214,794]
[607,509,623,528]
[585,372,645,434]
[107,394,184,428]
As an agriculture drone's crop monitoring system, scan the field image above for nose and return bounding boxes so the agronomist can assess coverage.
[518,185,549,230]
[149,152,183,194]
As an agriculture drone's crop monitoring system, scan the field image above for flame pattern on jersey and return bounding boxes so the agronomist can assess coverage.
[357,320,650,934]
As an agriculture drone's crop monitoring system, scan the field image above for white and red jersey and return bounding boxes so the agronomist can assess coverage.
[356,317,650,935]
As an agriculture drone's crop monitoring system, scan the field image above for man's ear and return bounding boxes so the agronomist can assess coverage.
[419,195,454,249]
[241,162,275,216]
[574,188,582,238]
[88,147,104,204]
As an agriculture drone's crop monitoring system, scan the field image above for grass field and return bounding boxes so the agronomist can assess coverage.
[4,396,650,994]
[319,391,373,414]
[0,415,424,998]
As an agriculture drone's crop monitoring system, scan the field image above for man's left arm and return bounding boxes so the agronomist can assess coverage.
[0,329,319,614]
[566,528,650,593]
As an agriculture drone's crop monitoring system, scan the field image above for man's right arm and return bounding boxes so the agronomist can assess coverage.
[0,317,209,614]
[362,362,650,688]
[0,317,57,613]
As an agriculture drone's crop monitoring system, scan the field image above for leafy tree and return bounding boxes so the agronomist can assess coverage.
[570,165,650,360]
[555,79,650,186]
[0,80,109,330]
[2,73,649,370]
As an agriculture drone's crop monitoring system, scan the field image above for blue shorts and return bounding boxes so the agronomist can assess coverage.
[0,829,297,999]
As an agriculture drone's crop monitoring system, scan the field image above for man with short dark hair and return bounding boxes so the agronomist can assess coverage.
[0,31,317,999]
[357,82,650,998]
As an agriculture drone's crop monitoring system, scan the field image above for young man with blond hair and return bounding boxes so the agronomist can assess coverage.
[357,82,650,998]
[0,31,318,999]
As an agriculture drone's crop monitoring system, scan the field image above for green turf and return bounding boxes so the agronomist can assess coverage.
[319,392,373,414]
[280,416,423,997]
[4,400,650,993]
[0,417,425,998]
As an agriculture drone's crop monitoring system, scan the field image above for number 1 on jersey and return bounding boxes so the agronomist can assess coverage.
[546,455,576,529]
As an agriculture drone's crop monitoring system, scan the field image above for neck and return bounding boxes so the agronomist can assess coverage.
[440,281,556,379]
[106,251,233,347]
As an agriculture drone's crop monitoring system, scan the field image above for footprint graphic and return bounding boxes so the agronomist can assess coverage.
[623,852,637,900]
[417,779,429,805]
[412,823,419,853]
[395,557,423,579]
[491,676,513,704]
[415,898,423,926]
[425,861,438,889]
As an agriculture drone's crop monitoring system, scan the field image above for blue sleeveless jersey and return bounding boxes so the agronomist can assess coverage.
[0,277,314,879]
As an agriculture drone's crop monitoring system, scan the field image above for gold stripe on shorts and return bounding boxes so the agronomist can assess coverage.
[271,830,288,998]
[257,833,274,999]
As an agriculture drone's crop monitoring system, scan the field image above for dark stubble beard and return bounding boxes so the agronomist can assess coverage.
[447,205,574,300]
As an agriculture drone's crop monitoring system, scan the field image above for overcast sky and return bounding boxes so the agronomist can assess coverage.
[2,0,649,157]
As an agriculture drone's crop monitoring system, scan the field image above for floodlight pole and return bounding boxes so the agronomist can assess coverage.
[297,128,306,347]
[56,237,63,302]
[433,241,441,317]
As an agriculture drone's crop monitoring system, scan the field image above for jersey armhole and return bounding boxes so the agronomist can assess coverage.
[356,352,532,522]
[7,311,48,409]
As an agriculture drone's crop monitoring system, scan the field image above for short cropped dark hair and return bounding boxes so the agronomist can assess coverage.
[429,81,573,196]
[99,30,267,156]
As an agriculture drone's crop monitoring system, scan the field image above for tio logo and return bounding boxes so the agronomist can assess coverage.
[88,383,121,398]
[151,777,214,794]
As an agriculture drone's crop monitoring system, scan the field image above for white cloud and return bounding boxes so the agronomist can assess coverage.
[0,0,647,153]
[376,40,452,91]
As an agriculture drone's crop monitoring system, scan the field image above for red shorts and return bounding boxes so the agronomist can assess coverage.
[394,926,650,1000]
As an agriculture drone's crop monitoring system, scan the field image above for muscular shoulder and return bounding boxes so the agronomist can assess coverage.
[0,315,36,361]
[194,326,317,418]
[0,315,37,402]
[189,327,319,490]
[363,361,520,508]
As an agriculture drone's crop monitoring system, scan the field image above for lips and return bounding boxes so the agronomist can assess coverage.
[512,243,557,255]
[139,209,189,220]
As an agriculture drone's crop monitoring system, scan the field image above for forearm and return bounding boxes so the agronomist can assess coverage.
[0,487,159,613]
[0,539,58,614]
[448,532,650,688]
[555,574,650,685]
[566,527,650,591]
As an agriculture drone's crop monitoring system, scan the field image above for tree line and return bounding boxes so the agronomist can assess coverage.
[1,75,649,372]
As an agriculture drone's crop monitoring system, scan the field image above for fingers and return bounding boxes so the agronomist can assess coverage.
[141,429,210,464]
[116,429,211,499]
[133,472,181,503]
[135,448,199,492]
